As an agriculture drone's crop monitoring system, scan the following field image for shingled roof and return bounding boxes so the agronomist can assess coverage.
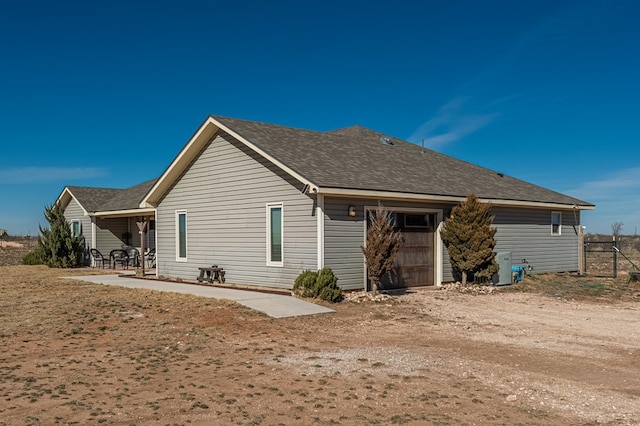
[65,178,158,213]
[207,116,592,208]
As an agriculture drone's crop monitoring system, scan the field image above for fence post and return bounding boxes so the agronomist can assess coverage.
[584,236,589,275]
[578,226,585,275]
[613,236,618,279]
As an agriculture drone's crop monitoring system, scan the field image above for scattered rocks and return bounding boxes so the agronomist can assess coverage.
[439,282,495,295]
[344,283,496,302]
[342,291,394,303]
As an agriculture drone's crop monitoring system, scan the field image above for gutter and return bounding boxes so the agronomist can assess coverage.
[315,187,595,211]
[90,208,156,219]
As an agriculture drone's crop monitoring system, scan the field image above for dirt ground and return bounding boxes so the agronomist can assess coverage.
[0,264,638,425]
[0,238,37,266]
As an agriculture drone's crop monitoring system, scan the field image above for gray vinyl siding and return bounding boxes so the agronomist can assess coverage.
[441,243,455,282]
[126,220,155,251]
[440,206,580,282]
[63,198,92,263]
[95,217,129,255]
[492,207,580,274]
[155,131,317,289]
[141,227,156,252]
[324,198,451,289]
[323,199,366,290]
[323,200,581,287]
[63,198,90,242]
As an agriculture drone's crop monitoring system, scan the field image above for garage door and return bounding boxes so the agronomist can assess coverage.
[380,212,436,289]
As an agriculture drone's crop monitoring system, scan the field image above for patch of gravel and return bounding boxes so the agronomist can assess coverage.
[464,357,640,425]
[342,291,395,303]
[271,346,639,425]
[438,282,496,294]
[268,347,438,377]
[343,284,495,303]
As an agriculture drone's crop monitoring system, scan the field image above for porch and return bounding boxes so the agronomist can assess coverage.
[85,215,156,270]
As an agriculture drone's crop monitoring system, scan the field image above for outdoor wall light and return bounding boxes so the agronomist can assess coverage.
[348,205,356,217]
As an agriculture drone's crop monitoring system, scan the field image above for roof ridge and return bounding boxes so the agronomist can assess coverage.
[210,114,327,136]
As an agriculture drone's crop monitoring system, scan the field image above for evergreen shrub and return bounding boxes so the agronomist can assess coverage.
[22,250,44,265]
[293,267,342,302]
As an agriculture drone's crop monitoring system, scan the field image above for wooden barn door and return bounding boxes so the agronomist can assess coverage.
[378,212,436,289]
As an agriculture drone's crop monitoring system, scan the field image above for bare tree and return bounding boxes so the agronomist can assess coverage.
[361,203,403,294]
[611,221,624,237]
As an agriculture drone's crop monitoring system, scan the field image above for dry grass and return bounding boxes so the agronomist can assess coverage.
[1,237,639,424]
[503,271,640,303]
[0,237,38,267]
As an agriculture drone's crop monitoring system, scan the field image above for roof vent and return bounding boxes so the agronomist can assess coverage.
[380,136,394,146]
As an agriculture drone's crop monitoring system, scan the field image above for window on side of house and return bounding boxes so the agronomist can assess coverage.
[176,210,187,261]
[72,220,81,237]
[551,211,562,235]
[267,203,283,267]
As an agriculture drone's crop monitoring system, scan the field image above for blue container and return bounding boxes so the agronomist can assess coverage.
[511,265,525,282]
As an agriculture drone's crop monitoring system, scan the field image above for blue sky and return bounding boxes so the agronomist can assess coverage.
[1,0,638,235]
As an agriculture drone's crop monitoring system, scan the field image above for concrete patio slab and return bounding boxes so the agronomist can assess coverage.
[66,274,335,318]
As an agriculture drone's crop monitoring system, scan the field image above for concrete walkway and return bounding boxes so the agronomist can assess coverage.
[67,274,334,318]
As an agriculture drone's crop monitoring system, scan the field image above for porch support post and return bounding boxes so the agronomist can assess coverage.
[91,219,97,267]
[136,218,148,276]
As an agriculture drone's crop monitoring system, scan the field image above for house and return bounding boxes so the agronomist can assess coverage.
[60,115,594,289]
[58,179,158,260]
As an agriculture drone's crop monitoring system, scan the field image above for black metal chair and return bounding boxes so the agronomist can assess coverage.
[109,249,129,269]
[90,249,109,268]
[144,248,156,269]
[125,247,140,268]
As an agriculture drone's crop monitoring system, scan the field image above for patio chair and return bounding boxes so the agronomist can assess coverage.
[109,249,129,269]
[144,248,156,269]
[125,247,140,268]
[90,249,110,268]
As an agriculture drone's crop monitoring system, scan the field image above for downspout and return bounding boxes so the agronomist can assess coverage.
[363,206,369,291]
[316,194,325,270]
[436,220,444,286]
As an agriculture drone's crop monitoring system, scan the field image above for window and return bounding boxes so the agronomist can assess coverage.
[267,203,283,266]
[551,211,561,235]
[176,211,187,261]
[404,213,431,229]
[72,220,81,237]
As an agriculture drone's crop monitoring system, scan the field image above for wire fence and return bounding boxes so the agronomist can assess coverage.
[584,235,640,278]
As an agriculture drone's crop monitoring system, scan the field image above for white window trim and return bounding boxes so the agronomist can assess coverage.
[266,203,284,267]
[551,211,562,235]
[71,220,81,237]
[175,210,188,262]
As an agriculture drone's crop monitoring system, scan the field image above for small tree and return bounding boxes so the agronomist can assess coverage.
[441,194,498,285]
[37,202,85,268]
[611,221,624,237]
[361,203,403,294]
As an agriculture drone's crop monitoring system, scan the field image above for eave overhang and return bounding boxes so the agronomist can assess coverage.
[90,208,156,219]
[315,187,596,211]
